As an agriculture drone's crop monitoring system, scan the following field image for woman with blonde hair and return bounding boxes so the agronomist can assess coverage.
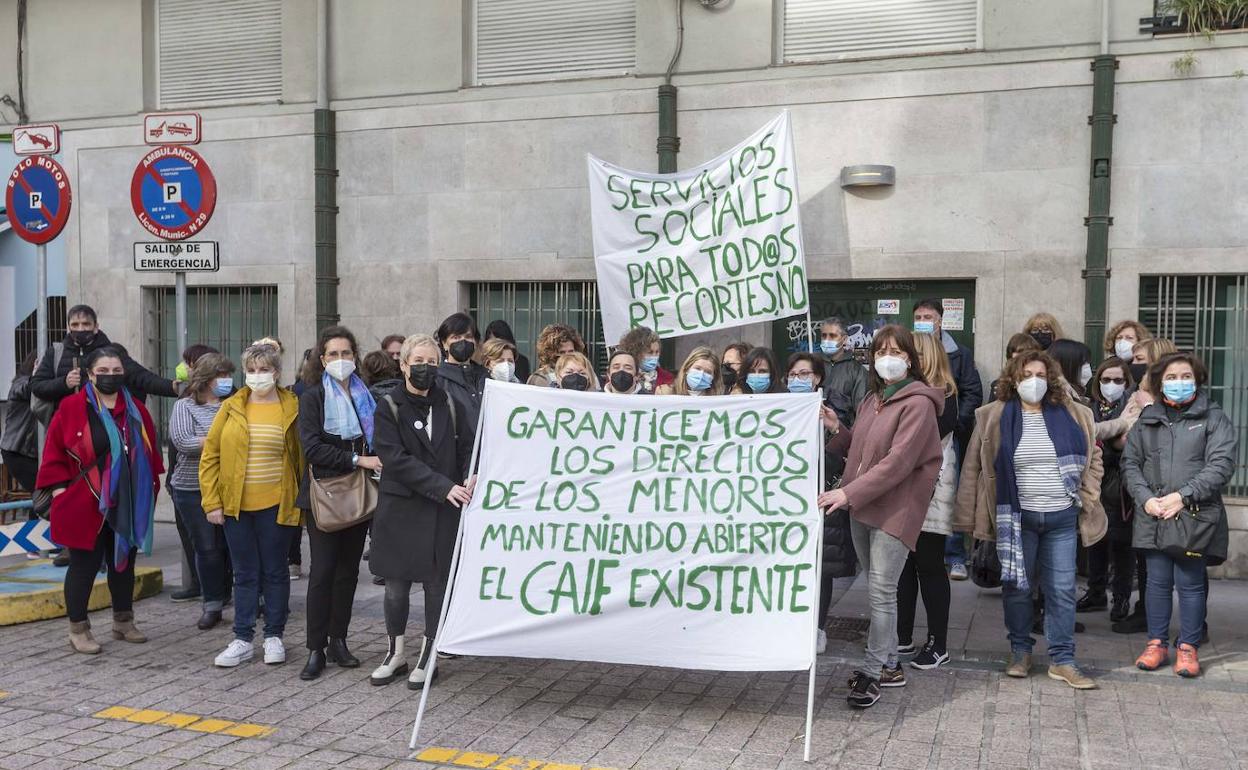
[481,338,522,383]
[657,347,721,396]
[550,352,599,391]
[527,324,586,387]
[895,332,959,669]
[1022,313,1064,350]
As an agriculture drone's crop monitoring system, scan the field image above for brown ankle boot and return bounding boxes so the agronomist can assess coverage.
[111,611,147,643]
[69,620,102,654]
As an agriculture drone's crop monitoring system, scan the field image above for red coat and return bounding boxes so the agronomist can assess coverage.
[36,389,163,551]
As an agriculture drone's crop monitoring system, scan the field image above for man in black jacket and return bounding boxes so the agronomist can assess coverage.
[30,304,181,418]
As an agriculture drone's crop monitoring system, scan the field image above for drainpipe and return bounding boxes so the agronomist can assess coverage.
[657,0,683,172]
[1083,0,1116,353]
[314,0,340,329]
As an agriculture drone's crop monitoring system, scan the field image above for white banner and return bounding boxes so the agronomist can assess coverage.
[437,381,822,671]
[588,111,809,343]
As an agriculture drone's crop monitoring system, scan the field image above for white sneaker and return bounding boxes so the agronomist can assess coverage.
[214,639,254,667]
[263,636,286,664]
[816,628,827,655]
[949,562,969,581]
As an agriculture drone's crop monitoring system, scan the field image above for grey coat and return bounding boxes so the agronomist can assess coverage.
[1120,391,1239,563]
[822,352,867,427]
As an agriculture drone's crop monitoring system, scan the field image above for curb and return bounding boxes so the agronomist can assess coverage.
[0,559,164,625]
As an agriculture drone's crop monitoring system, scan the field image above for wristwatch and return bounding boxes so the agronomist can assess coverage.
[351,453,360,467]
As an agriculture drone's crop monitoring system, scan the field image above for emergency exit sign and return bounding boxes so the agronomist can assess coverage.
[133,241,219,272]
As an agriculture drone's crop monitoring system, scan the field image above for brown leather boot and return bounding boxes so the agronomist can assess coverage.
[111,611,147,643]
[69,620,102,654]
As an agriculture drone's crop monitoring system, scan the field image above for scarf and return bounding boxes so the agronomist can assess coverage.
[994,398,1087,590]
[880,377,914,403]
[323,372,376,447]
[86,383,157,571]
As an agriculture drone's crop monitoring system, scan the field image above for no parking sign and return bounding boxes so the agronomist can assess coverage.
[5,155,73,245]
[130,145,217,240]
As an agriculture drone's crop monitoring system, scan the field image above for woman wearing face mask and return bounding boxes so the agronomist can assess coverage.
[1077,359,1138,622]
[721,342,751,395]
[658,348,721,396]
[294,326,379,680]
[37,346,164,655]
[954,351,1105,689]
[200,343,303,669]
[484,320,531,384]
[168,353,237,631]
[1022,313,1065,351]
[481,338,522,384]
[528,324,587,388]
[603,351,643,394]
[551,352,600,392]
[1104,320,1152,365]
[784,353,824,395]
[1046,339,1094,404]
[814,326,943,708]
[616,326,672,395]
[1122,353,1237,678]
[732,347,784,395]
[435,313,489,427]
[369,334,475,688]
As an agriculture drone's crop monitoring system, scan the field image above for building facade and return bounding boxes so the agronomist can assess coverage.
[2,0,1246,570]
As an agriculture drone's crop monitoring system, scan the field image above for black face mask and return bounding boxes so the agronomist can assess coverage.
[609,371,635,392]
[1129,363,1148,384]
[70,329,96,348]
[721,366,738,389]
[560,373,589,392]
[93,374,124,395]
[1030,331,1054,349]
[407,363,435,391]
[448,340,476,363]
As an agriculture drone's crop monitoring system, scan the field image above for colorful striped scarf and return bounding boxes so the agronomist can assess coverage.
[86,383,157,571]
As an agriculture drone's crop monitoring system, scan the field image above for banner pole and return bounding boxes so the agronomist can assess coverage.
[409,385,491,751]
[804,397,825,763]
[805,310,816,354]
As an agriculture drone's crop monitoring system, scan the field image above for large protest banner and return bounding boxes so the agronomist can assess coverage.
[435,381,823,672]
[588,111,810,343]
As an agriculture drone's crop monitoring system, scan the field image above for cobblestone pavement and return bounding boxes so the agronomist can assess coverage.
[0,522,1246,770]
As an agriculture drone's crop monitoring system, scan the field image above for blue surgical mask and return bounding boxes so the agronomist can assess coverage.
[787,377,815,394]
[1161,380,1197,404]
[640,355,659,373]
[685,369,713,392]
[914,321,936,334]
[820,340,840,356]
[745,373,771,393]
[212,377,233,397]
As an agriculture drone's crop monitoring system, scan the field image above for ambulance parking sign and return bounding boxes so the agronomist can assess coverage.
[130,145,217,240]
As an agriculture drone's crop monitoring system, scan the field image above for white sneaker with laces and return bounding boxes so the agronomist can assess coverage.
[263,636,286,664]
[948,562,969,581]
[816,628,827,655]
[214,639,254,668]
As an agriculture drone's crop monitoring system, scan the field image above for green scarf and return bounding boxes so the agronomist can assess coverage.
[880,377,915,402]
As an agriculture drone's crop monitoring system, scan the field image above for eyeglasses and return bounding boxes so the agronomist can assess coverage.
[1099,377,1126,385]
[790,370,816,378]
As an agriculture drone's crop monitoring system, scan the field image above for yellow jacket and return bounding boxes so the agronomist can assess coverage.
[199,387,303,526]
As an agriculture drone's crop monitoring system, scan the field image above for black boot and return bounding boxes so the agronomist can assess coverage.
[196,609,223,630]
[1112,601,1148,634]
[300,649,327,681]
[1109,595,1131,622]
[1075,590,1107,613]
[327,638,360,668]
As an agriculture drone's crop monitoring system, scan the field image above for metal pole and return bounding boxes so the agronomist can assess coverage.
[175,271,188,355]
[35,242,47,457]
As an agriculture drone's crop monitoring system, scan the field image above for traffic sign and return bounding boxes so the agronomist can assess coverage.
[5,155,73,244]
[133,241,219,272]
[0,519,56,557]
[144,112,202,145]
[12,123,60,155]
[130,146,217,241]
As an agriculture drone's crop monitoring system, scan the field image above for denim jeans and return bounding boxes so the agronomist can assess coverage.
[1144,550,1207,647]
[850,518,911,675]
[223,506,293,642]
[170,488,230,611]
[1001,506,1079,665]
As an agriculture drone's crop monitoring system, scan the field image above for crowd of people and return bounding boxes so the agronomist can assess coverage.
[0,300,1237,710]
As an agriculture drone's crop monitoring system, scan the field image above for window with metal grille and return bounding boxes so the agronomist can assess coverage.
[1139,274,1248,497]
[468,281,607,374]
[782,0,980,63]
[13,296,67,369]
[144,285,279,442]
[474,0,636,85]
[157,0,283,107]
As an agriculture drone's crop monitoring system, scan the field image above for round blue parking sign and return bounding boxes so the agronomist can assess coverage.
[130,145,217,240]
[5,155,72,244]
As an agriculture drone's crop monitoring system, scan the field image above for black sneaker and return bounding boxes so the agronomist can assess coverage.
[1075,590,1107,613]
[910,637,950,670]
[847,671,881,708]
[897,640,916,656]
[879,664,907,688]
[1109,596,1131,622]
[171,587,201,602]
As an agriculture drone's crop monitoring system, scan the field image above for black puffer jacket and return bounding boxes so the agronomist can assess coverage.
[436,361,488,429]
[1121,391,1239,563]
[822,352,867,428]
[1093,395,1132,543]
[822,428,857,578]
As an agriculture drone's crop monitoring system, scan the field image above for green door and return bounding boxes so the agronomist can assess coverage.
[770,280,976,363]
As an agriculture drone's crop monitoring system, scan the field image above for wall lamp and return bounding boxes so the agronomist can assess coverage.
[840,165,896,188]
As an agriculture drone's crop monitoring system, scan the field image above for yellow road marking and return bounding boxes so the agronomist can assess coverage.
[92,706,272,739]
[414,747,617,770]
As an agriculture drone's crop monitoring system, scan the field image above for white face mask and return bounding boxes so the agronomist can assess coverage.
[1079,363,1093,388]
[490,361,515,381]
[1114,339,1135,361]
[873,354,909,382]
[246,372,277,394]
[325,359,355,382]
[1100,381,1125,403]
[1017,375,1048,404]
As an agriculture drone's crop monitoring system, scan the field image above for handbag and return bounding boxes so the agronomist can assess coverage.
[970,539,1002,589]
[308,466,378,533]
[1154,504,1219,561]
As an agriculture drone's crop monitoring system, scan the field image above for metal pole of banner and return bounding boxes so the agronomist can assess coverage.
[804,397,825,763]
[409,385,491,751]
[35,243,48,458]
[805,310,816,354]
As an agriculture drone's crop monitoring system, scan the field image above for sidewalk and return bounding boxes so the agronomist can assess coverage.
[0,523,1244,769]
